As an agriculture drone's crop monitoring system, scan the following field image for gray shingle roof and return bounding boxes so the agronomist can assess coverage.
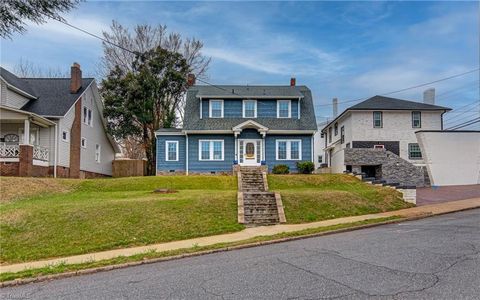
[183,85,317,131]
[0,67,37,97]
[195,85,304,98]
[349,95,451,111]
[20,78,94,116]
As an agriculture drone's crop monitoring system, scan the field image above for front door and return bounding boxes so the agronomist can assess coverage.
[239,139,261,166]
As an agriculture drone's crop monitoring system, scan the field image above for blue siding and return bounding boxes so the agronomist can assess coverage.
[156,135,186,172]
[239,129,262,139]
[188,134,235,173]
[265,135,313,172]
[201,99,299,119]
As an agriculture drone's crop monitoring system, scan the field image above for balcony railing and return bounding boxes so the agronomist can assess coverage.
[33,145,49,161]
[0,143,20,158]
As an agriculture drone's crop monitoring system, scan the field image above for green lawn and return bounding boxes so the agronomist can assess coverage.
[269,174,413,223]
[0,174,412,264]
[0,176,241,264]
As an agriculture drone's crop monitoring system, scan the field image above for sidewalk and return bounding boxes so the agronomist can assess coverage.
[1,198,479,274]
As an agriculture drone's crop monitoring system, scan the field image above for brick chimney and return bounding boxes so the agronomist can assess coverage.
[187,73,196,86]
[290,77,296,86]
[70,62,82,93]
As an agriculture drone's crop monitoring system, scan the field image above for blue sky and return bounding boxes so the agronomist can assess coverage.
[1,1,479,129]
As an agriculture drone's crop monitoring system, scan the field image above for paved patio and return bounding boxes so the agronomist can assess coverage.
[417,184,480,206]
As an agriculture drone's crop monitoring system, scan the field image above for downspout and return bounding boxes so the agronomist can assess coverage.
[185,133,189,176]
[441,110,446,130]
[311,134,314,162]
[54,122,58,178]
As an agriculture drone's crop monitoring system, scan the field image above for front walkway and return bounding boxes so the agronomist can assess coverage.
[1,198,479,274]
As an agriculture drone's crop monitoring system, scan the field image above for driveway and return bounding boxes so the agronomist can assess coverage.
[417,184,480,206]
[1,209,479,299]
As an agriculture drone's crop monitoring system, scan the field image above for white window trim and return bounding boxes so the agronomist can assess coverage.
[275,139,302,160]
[209,99,224,118]
[242,99,257,118]
[61,130,69,142]
[81,137,87,148]
[198,139,224,161]
[95,144,101,163]
[277,100,291,118]
[83,106,93,127]
[165,140,179,162]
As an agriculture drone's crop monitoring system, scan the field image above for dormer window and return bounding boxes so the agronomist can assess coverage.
[277,100,291,118]
[209,100,224,118]
[243,100,257,118]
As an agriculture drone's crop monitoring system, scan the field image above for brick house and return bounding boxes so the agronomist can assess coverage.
[320,95,451,186]
[0,63,120,178]
[155,77,317,174]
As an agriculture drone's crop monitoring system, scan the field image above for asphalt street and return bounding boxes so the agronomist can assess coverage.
[1,209,479,299]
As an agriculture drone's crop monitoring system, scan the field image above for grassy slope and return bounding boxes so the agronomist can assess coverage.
[269,174,413,223]
[0,176,241,263]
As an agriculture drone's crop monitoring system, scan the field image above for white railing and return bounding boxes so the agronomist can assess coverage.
[0,143,20,158]
[33,145,49,161]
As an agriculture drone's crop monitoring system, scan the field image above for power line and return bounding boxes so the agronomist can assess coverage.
[45,12,480,108]
[445,117,480,130]
[315,68,480,107]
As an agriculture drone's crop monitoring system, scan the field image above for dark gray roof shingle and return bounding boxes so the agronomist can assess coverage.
[0,67,37,97]
[349,95,451,111]
[183,85,317,131]
[21,78,94,116]
[195,85,304,98]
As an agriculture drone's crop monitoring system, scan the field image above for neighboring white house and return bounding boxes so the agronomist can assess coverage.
[313,121,327,169]
[320,95,451,186]
[0,63,119,178]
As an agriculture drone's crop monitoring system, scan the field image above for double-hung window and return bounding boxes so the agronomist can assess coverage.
[243,100,257,118]
[408,143,422,159]
[83,107,92,126]
[276,140,302,160]
[209,100,224,118]
[334,123,338,136]
[277,100,291,118]
[165,141,179,161]
[373,111,383,128]
[340,126,345,144]
[199,140,224,161]
[412,111,421,128]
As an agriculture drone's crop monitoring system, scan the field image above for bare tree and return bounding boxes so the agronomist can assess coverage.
[14,58,71,78]
[100,21,211,159]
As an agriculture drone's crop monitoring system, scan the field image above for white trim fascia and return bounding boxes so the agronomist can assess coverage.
[277,100,291,118]
[232,119,268,131]
[0,105,56,126]
[199,97,203,119]
[209,99,224,118]
[275,139,302,160]
[268,130,315,134]
[198,139,225,161]
[196,95,304,99]
[297,100,301,120]
[155,131,186,136]
[165,140,179,162]
[0,77,37,99]
[184,130,232,134]
[242,99,257,118]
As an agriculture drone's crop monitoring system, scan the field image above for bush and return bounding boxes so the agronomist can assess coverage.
[296,161,315,174]
[272,164,290,174]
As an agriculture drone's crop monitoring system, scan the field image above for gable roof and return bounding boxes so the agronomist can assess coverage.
[0,67,37,98]
[322,95,451,132]
[21,78,94,116]
[348,95,451,111]
[183,85,317,132]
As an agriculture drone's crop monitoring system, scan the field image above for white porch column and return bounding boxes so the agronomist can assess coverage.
[262,134,266,162]
[23,119,30,145]
[234,133,238,161]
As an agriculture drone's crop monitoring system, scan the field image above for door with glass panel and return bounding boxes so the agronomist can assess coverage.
[239,139,261,166]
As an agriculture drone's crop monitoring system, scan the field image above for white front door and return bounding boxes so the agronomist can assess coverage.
[239,139,261,166]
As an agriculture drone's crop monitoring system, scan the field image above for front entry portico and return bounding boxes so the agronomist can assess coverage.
[239,139,262,166]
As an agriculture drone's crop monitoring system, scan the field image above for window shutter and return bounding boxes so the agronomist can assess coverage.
[239,141,244,163]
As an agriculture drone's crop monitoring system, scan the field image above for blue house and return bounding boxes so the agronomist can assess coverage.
[155,78,317,174]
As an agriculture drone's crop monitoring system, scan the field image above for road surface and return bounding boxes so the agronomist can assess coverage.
[2,209,479,299]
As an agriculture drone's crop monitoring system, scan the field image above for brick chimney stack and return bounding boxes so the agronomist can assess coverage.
[290,77,296,86]
[187,73,196,86]
[70,62,82,93]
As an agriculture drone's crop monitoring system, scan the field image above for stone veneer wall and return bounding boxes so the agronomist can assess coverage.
[344,148,425,187]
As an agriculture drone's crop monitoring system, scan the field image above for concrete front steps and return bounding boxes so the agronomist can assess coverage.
[237,166,286,226]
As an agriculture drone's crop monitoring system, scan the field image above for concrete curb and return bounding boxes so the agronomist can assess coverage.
[4,207,479,288]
